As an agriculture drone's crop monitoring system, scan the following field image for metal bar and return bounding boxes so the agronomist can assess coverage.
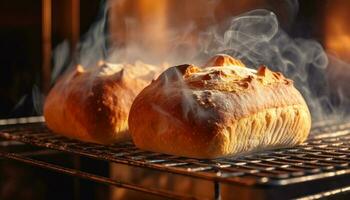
[0,150,197,200]
[71,0,80,50]
[311,130,350,139]
[42,0,52,93]
[0,141,24,147]
[296,185,350,200]
[0,149,59,159]
[214,181,221,200]
[13,149,59,157]
[0,116,45,125]
[73,155,81,200]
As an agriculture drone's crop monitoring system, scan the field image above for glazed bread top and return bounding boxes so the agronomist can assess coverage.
[185,54,291,93]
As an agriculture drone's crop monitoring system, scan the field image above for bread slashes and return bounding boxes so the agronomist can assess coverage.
[128,54,311,158]
[44,62,160,144]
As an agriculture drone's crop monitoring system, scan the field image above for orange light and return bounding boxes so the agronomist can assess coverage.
[109,0,169,61]
[325,1,350,61]
[108,0,271,63]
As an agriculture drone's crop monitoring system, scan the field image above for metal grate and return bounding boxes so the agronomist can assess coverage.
[0,121,350,185]
[1,119,350,199]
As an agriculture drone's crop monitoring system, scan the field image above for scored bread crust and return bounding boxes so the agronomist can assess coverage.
[129,55,311,158]
[44,62,159,144]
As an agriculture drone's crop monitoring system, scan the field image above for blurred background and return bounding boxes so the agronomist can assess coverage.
[1,0,350,119]
[1,0,350,199]
[0,0,100,118]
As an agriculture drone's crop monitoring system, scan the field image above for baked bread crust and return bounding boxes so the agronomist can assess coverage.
[129,55,311,158]
[44,62,159,144]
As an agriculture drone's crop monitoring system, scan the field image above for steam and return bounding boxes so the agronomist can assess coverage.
[9,85,44,117]
[199,9,331,121]
[51,41,70,83]
[50,0,348,123]
[51,0,110,79]
[32,85,45,115]
[157,66,215,122]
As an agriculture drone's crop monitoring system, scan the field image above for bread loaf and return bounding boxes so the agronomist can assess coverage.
[44,62,160,144]
[129,54,311,158]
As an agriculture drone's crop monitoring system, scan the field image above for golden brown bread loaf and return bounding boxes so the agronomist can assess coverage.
[129,54,311,158]
[44,62,160,144]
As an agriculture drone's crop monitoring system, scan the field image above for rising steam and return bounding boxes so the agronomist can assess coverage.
[50,0,347,122]
[199,9,331,121]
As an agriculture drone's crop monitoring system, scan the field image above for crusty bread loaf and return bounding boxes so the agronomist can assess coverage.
[44,61,160,144]
[129,54,311,158]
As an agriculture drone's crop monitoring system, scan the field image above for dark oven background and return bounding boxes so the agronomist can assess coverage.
[0,0,100,118]
[0,1,108,200]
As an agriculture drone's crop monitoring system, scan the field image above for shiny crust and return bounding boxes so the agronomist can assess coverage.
[129,55,311,158]
[44,62,158,144]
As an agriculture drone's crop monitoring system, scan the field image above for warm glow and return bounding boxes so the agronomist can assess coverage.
[325,1,350,61]
[97,60,105,67]
[108,0,278,63]
[131,0,169,58]
[108,0,262,62]
[109,0,170,60]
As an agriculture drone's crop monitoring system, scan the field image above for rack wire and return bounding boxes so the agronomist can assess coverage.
[1,118,350,199]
